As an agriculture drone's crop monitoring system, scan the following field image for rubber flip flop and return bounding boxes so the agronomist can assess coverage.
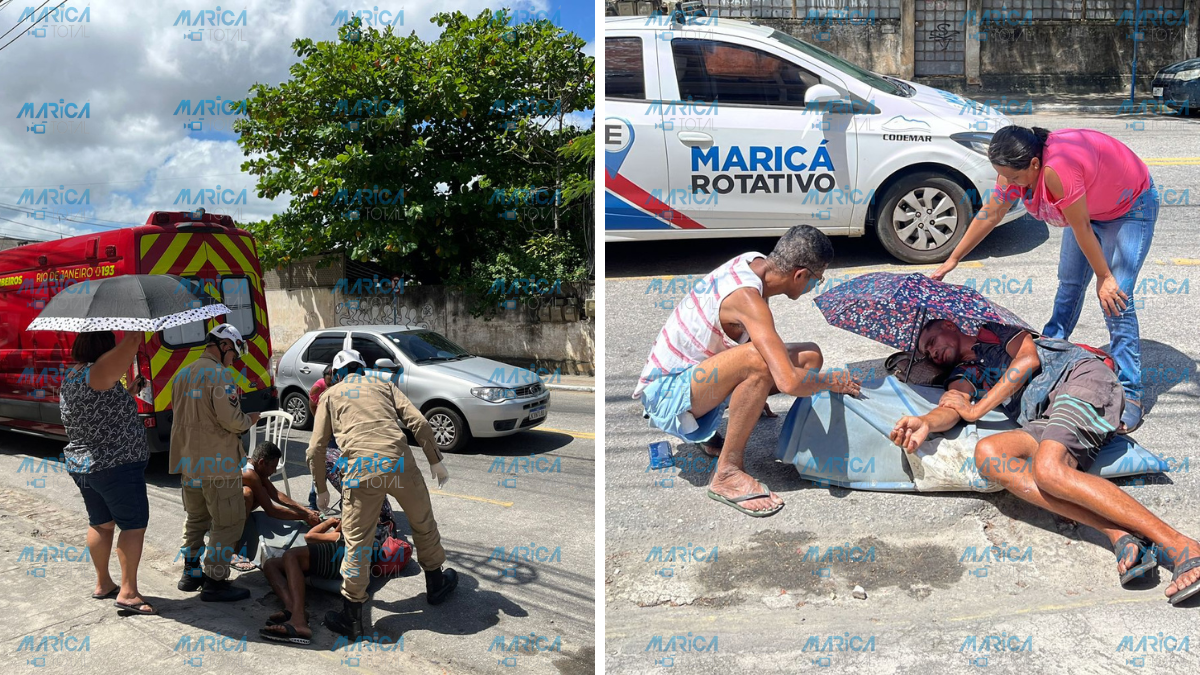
[1168,557,1200,606]
[707,481,784,518]
[114,600,156,615]
[259,624,311,646]
[1118,400,1144,435]
[1115,534,1158,586]
[231,556,258,572]
[266,610,291,626]
[92,587,120,600]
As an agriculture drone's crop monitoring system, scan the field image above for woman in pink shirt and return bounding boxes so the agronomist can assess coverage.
[933,125,1158,433]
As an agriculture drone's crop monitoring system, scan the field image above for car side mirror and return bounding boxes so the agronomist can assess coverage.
[804,84,853,112]
[375,358,399,370]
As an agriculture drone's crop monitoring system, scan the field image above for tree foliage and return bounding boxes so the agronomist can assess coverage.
[234,10,594,286]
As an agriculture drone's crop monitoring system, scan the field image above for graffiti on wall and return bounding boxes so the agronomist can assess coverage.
[335,294,435,329]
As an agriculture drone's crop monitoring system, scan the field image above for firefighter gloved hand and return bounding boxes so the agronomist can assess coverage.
[316,491,330,513]
[430,462,449,488]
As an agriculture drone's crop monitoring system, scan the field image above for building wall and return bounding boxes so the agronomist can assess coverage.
[703,0,1200,92]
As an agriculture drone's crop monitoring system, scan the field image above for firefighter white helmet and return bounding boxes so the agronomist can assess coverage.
[207,323,246,357]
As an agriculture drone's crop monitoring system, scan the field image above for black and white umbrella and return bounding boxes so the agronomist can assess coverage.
[27,274,231,333]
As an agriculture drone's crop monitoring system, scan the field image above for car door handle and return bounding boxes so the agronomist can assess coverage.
[299,366,311,374]
[677,132,713,146]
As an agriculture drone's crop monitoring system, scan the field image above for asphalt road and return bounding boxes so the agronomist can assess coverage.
[604,113,1200,674]
[0,390,595,674]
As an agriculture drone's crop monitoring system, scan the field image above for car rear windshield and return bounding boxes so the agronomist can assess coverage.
[384,330,472,364]
[767,30,905,96]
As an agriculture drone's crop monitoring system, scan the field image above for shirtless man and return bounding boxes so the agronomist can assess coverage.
[242,441,321,527]
[633,225,861,517]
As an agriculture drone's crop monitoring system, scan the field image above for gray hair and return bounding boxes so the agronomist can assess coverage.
[767,224,834,274]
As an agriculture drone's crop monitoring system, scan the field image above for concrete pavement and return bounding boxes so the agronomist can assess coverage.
[604,112,1200,674]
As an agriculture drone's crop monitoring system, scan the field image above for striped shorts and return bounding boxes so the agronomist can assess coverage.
[1024,359,1124,471]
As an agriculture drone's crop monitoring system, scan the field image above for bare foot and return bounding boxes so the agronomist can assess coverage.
[1164,539,1200,600]
[263,621,312,641]
[1112,534,1138,576]
[93,582,118,597]
[709,468,783,514]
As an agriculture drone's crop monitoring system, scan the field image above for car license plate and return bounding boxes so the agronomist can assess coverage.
[1153,87,1164,97]
[529,406,546,421]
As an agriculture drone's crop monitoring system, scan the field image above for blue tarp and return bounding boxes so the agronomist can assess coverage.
[775,376,1169,492]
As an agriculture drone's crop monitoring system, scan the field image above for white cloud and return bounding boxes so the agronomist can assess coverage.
[0,0,559,241]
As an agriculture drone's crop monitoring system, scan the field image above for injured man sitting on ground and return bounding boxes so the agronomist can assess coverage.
[890,318,1200,606]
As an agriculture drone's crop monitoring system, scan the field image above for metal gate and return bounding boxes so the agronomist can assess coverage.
[915,0,967,76]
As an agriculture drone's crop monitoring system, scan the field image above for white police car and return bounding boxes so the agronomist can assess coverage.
[604,16,1026,263]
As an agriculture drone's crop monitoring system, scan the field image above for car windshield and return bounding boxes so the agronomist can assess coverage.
[767,30,906,96]
[384,330,473,364]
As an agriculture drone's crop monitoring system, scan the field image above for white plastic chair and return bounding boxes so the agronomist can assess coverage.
[250,411,295,498]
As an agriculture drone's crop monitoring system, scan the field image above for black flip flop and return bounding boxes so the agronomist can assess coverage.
[1115,534,1158,586]
[1168,557,1200,606]
[707,481,784,518]
[92,587,119,600]
[259,623,311,645]
[114,600,156,615]
[266,610,291,626]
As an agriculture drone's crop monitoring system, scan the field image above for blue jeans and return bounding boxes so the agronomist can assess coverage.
[1041,180,1158,402]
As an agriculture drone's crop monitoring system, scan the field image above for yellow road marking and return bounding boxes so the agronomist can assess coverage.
[1145,157,1200,165]
[531,426,595,439]
[429,490,513,508]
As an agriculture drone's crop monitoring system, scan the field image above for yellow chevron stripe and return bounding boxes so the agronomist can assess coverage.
[204,241,233,274]
[140,233,158,258]
[212,234,254,276]
[150,234,192,275]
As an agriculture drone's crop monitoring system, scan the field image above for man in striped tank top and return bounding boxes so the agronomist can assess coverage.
[633,226,862,517]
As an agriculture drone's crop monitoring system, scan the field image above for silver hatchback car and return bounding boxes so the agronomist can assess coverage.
[274,325,551,452]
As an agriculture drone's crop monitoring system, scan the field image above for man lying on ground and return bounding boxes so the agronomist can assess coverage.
[891,319,1200,605]
[258,517,345,645]
[633,224,861,518]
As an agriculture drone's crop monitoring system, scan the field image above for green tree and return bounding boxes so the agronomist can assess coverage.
[235,9,594,284]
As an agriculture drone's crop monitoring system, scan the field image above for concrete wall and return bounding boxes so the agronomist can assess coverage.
[717,0,1200,93]
[264,284,596,375]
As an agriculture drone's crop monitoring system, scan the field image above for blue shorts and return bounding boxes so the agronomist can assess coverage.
[640,365,728,443]
[71,460,150,530]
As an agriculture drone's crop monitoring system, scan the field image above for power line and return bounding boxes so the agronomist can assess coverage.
[0,202,134,230]
[0,0,73,56]
[0,213,76,239]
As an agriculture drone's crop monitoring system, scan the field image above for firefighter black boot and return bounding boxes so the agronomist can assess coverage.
[199,574,250,602]
[177,555,203,592]
[324,598,365,641]
[425,567,459,605]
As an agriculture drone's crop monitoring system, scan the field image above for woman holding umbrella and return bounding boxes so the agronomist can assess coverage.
[932,125,1158,433]
[31,274,233,615]
[60,331,155,614]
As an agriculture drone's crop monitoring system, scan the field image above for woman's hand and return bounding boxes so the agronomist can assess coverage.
[1097,274,1128,317]
[939,396,981,423]
[930,257,959,282]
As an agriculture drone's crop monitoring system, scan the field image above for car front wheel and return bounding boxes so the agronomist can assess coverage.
[424,406,470,453]
[283,391,312,430]
[876,172,971,264]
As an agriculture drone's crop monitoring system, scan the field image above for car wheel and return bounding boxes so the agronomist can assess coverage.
[425,406,470,453]
[876,173,971,264]
[283,391,312,430]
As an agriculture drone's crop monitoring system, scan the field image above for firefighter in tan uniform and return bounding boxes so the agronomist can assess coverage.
[170,323,260,602]
[309,350,458,640]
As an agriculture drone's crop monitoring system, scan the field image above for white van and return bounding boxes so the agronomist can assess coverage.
[604,15,1026,263]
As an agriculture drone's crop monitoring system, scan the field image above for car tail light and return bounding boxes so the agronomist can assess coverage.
[154,212,170,225]
[143,416,156,428]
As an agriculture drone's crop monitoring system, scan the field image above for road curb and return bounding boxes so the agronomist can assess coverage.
[545,383,595,392]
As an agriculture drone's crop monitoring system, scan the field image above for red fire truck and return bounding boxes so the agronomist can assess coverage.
[0,210,277,451]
